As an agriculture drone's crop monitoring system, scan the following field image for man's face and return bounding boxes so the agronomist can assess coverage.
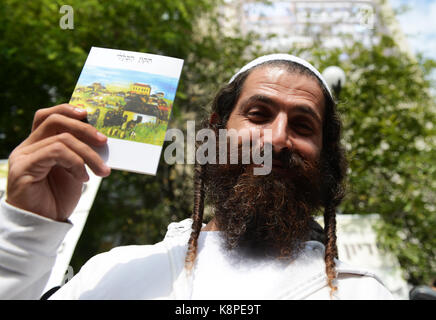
[204,65,327,258]
[226,66,325,167]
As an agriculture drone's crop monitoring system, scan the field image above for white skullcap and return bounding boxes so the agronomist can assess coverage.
[228,53,333,99]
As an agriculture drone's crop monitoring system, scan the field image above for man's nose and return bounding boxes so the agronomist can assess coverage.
[266,113,292,153]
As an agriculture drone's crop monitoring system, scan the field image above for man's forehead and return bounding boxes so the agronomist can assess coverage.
[229,54,333,98]
[239,66,326,116]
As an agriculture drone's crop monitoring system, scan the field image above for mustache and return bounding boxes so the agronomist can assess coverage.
[264,145,319,181]
[222,140,311,169]
[204,139,320,186]
[272,147,306,170]
[205,142,322,202]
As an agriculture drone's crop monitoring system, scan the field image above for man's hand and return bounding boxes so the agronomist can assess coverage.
[6,104,111,222]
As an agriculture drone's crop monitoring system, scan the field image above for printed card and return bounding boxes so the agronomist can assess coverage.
[70,47,184,175]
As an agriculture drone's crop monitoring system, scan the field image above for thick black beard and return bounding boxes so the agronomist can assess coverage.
[203,146,324,259]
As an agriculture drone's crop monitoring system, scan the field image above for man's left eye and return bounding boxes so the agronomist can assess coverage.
[294,122,313,134]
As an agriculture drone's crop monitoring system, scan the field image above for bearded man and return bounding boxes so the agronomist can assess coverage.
[0,54,393,299]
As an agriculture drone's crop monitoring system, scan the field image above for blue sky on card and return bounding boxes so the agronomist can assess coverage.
[76,65,180,101]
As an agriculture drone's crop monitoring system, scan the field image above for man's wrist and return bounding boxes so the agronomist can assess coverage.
[1,197,73,229]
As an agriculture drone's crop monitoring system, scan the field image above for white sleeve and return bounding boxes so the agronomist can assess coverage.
[0,199,72,299]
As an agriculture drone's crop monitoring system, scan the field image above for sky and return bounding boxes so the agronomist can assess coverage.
[389,0,436,61]
[76,65,180,101]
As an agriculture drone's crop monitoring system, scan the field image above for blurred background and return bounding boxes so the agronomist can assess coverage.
[0,0,435,299]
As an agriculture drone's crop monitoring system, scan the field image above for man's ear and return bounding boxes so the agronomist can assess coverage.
[209,112,220,126]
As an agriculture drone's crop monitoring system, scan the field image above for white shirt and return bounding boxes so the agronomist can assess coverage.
[0,199,394,300]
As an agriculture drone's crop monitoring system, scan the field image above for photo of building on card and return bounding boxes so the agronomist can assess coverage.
[70,65,179,146]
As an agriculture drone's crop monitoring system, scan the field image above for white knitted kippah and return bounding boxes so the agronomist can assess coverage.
[228,53,333,99]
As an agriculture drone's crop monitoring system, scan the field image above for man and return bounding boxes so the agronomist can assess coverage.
[0,54,393,299]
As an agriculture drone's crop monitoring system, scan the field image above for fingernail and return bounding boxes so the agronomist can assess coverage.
[96,131,107,140]
[74,107,85,114]
[101,163,111,176]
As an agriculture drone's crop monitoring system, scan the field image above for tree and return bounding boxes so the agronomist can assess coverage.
[300,36,436,285]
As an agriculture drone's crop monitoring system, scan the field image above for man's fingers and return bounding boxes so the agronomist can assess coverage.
[32,104,87,131]
[10,142,91,183]
[24,113,107,148]
[17,133,111,177]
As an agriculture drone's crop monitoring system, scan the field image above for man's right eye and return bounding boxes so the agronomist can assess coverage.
[246,108,269,122]
[248,111,264,117]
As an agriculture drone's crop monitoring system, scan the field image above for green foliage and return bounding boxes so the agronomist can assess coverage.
[301,36,436,285]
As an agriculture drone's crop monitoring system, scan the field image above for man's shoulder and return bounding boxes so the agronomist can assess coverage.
[300,242,389,288]
[334,260,394,299]
[335,259,383,283]
[87,218,194,265]
[163,218,195,241]
[51,220,194,299]
[294,242,394,299]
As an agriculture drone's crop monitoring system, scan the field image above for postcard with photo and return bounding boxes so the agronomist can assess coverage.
[70,47,184,175]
